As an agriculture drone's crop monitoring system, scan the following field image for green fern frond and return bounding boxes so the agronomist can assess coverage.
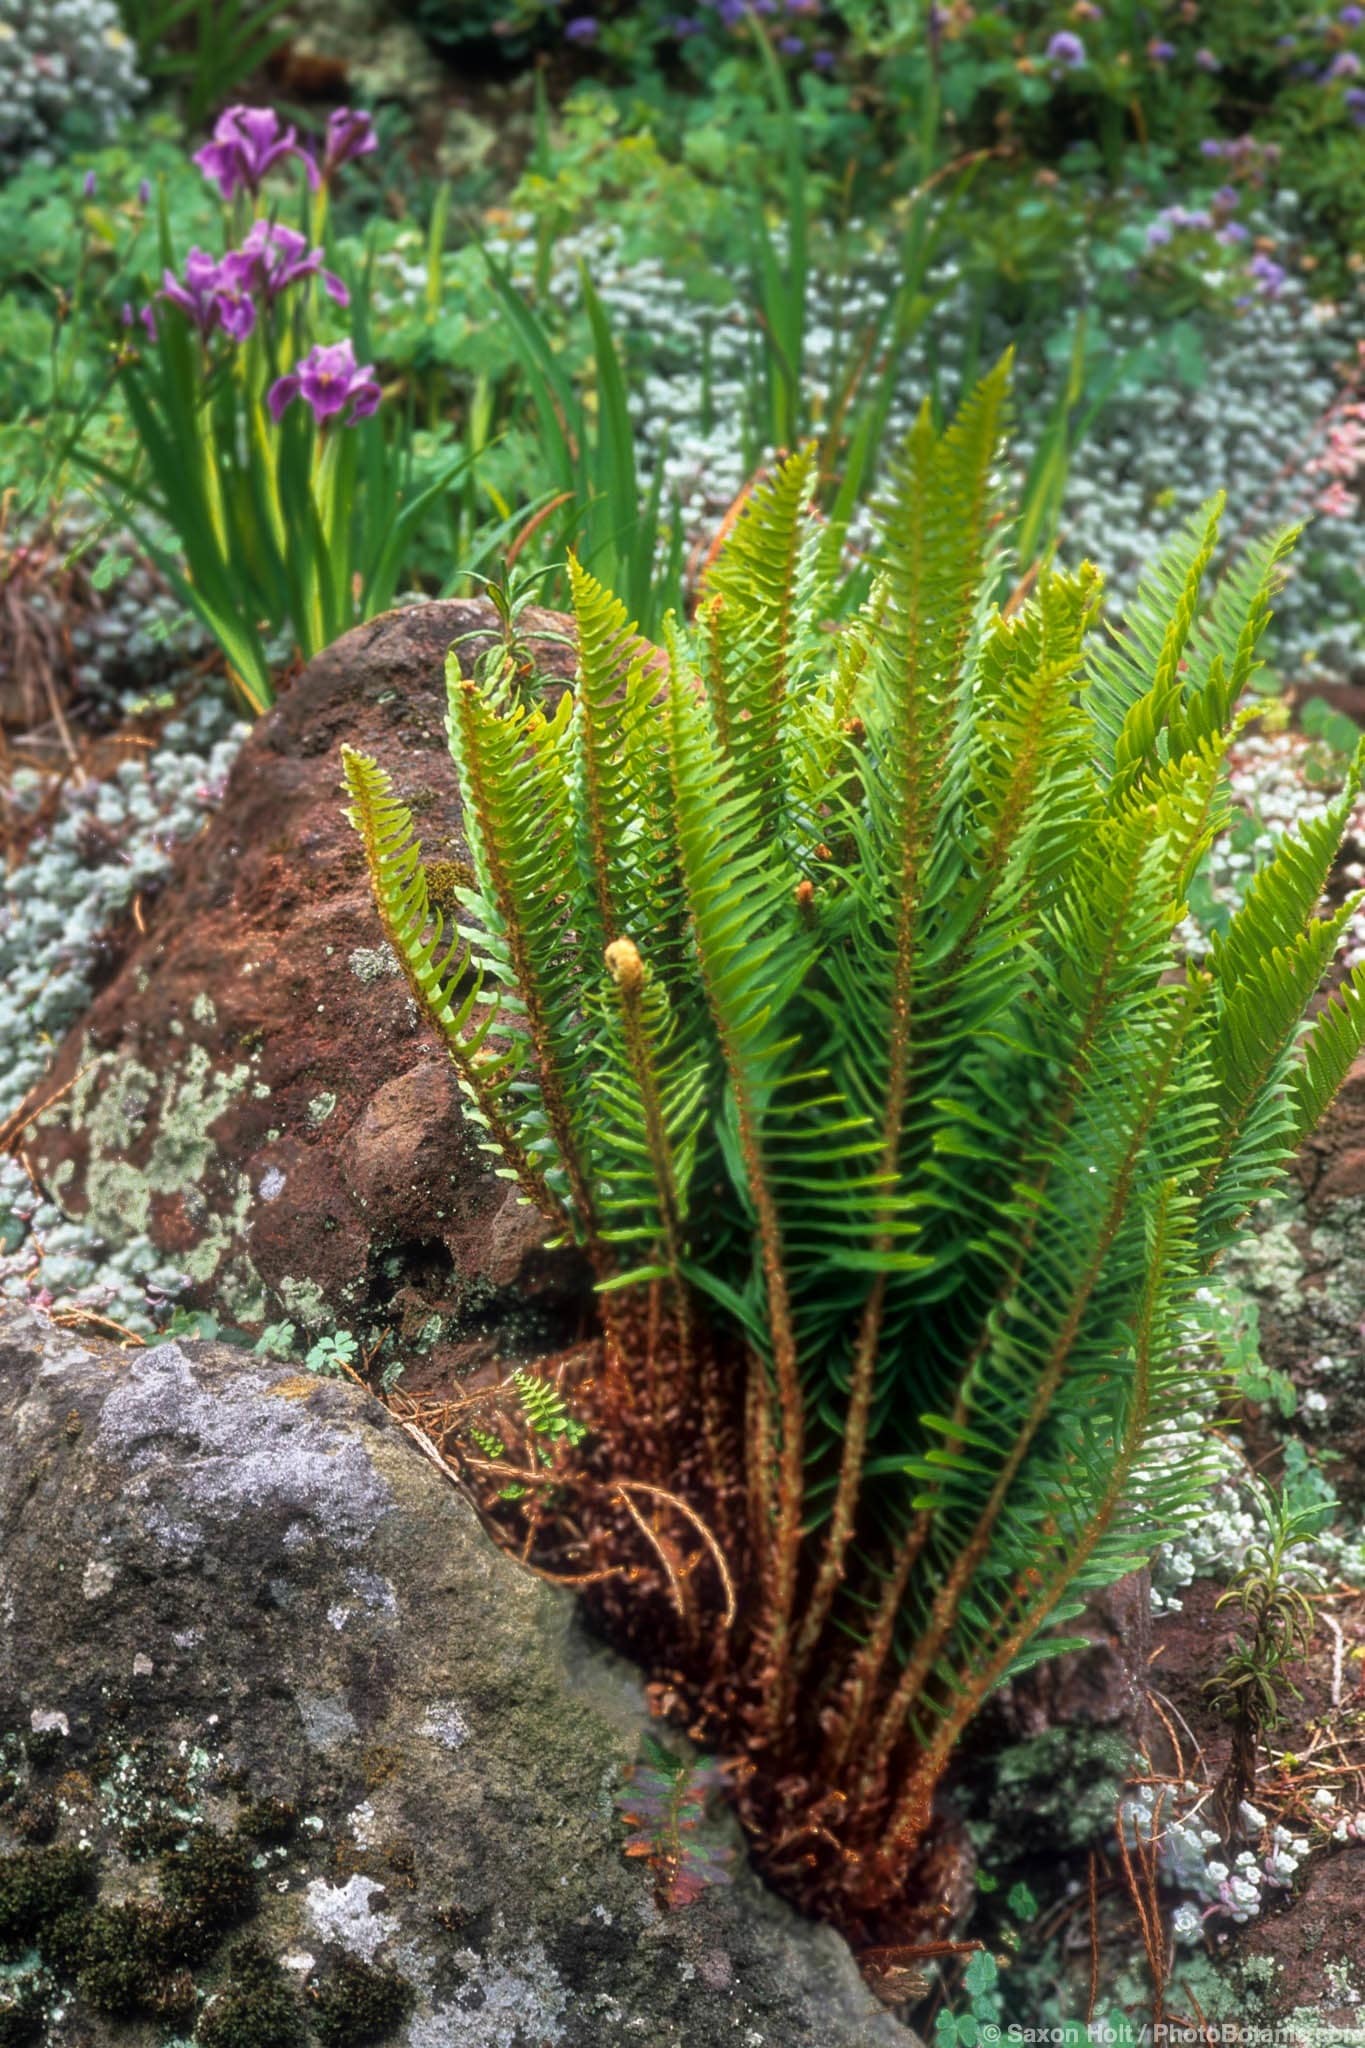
[1289,966,1365,1142]
[340,745,563,1224]
[702,444,819,835]
[1086,496,1222,782]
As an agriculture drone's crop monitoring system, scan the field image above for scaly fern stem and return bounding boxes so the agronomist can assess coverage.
[823,832,1153,1774]
[607,941,700,1440]
[790,417,940,1682]
[848,991,1198,1811]
[859,1186,1175,1897]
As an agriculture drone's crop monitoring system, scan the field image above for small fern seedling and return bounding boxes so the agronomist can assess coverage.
[616,1739,735,1909]
[1205,1479,1325,1827]
[512,1369,587,1447]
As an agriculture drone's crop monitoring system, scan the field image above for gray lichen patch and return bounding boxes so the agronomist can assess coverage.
[94,1344,393,1548]
[304,1878,398,1962]
[347,947,399,987]
[295,1696,360,1754]
[409,1938,567,2048]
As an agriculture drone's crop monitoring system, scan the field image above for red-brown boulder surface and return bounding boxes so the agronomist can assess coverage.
[22,600,588,1376]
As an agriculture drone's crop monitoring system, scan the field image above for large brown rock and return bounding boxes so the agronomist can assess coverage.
[23,601,586,1373]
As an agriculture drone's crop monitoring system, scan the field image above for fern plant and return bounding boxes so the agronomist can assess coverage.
[342,358,1365,1933]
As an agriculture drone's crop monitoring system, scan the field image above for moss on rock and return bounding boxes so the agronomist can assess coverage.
[197,1940,306,2048]
[308,1956,413,2048]
[0,1847,97,1954]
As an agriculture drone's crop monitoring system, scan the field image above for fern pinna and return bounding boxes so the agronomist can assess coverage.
[342,359,1365,1934]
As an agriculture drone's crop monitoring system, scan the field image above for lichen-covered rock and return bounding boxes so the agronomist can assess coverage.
[21,601,587,1367]
[0,1305,918,2048]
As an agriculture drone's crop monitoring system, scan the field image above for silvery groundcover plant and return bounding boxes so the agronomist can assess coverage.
[5,0,1365,2037]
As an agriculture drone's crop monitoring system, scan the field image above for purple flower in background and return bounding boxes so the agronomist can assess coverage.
[784,0,821,12]
[1146,218,1174,246]
[1250,251,1287,295]
[1195,46,1221,70]
[812,45,835,66]
[1341,3,1365,22]
[1212,183,1241,208]
[1348,83,1365,118]
[670,14,703,33]
[564,13,599,37]
[1147,38,1175,59]
[194,106,302,198]
[159,247,251,337]
[1329,48,1363,73]
[137,177,151,204]
[718,0,745,23]
[1200,137,1226,156]
[238,219,349,305]
[1046,29,1086,65]
[316,106,377,184]
[778,32,803,50]
[268,339,381,427]
[82,170,97,198]
[1219,221,1251,242]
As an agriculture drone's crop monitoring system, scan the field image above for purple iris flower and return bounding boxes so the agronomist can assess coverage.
[718,0,745,22]
[1348,84,1365,118]
[1194,46,1221,70]
[159,248,254,338]
[207,253,258,340]
[1046,30,1087,66]
[1342,3,1365,21]
[137,177,151,204]
[238,220,349,306]
[82,170,97,198]
[268,339,381,428]
[194,106,302,199]
[564,14,599,37]
[312,107,377,187]
[1148,38,1175,59]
